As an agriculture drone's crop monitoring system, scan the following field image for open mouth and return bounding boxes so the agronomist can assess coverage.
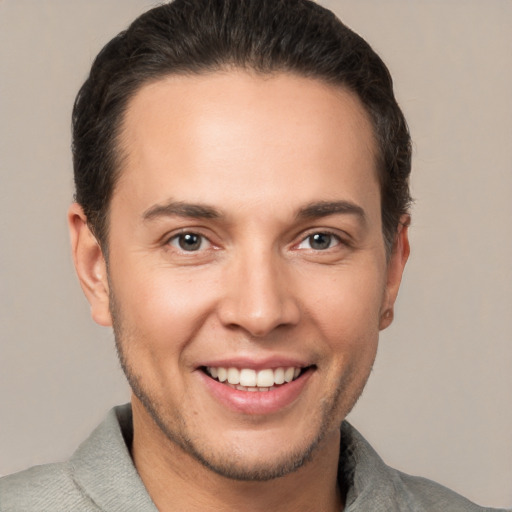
[201,366,311,392]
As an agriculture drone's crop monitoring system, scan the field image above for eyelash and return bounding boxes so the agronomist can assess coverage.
[165,229,346,254]
[295,231,344,251]
[167,232,212,252]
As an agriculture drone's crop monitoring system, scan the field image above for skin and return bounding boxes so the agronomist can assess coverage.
[69,71,409,511]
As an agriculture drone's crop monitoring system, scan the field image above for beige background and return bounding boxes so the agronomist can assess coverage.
[0,0,511,508]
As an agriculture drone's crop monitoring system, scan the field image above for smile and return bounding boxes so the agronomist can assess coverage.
[199,364,315,414]
[203,366,305,392]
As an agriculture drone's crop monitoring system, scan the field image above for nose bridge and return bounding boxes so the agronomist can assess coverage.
[218,243,299,336]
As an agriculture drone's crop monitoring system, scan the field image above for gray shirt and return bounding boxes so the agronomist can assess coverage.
[0,404,507,511]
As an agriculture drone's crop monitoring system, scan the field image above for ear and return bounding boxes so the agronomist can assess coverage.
[379,215,410,330]
[68,203,112,327]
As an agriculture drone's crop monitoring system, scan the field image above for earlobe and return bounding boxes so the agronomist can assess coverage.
[379,308,393,330]
[68,203,112,327]
[379,215,411,330]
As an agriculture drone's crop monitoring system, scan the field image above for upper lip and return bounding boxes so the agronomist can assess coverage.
[196,356,313,371]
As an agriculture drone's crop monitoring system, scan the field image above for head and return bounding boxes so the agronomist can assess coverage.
[69,0,411,486]
[72,0,411,255]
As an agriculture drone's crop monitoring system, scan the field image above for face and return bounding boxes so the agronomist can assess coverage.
[70,71,408,481]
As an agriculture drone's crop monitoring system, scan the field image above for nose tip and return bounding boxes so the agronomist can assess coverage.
[217,262,300,337]
[219,297,300,337]
[220,297,300,337]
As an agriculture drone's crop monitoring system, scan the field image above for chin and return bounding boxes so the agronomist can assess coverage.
[180,437,321,481]
[130,371,343,483]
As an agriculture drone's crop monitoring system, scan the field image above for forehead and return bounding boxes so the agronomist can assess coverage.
[115,71,379,219]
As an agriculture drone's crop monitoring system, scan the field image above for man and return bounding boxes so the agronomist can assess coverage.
[0,1,507,511]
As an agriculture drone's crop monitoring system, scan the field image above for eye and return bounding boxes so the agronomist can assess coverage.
[168,232,210,252]
[297,232,340,251]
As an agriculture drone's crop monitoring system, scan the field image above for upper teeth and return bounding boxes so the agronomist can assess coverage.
[207,367,301,387]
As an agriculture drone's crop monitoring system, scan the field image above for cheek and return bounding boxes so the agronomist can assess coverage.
[110,263,222,358]
[302,263,386,340]
[301,262,385,395]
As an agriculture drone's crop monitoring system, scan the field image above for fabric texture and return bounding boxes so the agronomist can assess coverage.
[0,404,507,511]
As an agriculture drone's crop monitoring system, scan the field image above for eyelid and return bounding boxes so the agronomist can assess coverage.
[164,228,216,252]
[161,226,350,252]
[293,228,351,251]
[169,233,210,250]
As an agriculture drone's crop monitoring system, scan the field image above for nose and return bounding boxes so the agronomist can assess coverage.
[217,249,301,337]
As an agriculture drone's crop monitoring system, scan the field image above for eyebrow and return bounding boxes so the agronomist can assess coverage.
[142,200,221,221]
[142,199,366,224]
[296,200,366,223]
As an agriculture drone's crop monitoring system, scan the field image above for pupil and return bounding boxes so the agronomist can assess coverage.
[179,233,201,251]
[310,233,331,250]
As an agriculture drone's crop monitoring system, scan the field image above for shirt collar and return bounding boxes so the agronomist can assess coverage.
[70,403,415,512]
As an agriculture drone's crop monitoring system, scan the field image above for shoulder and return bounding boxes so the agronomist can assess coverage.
[0,405,156,512]
[340,422,509,512]
[391,469,507,512]
[0,462,98,512]
[0,406,122,512]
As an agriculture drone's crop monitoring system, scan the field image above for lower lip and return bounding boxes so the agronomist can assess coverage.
[198,369,313,415]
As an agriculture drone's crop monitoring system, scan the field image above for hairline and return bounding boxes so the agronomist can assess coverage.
[94,66,396,258]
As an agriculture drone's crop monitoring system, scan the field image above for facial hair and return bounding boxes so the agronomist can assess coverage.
[109,285,373,481]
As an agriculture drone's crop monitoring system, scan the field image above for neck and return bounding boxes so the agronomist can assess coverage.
[130,399,344,512]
